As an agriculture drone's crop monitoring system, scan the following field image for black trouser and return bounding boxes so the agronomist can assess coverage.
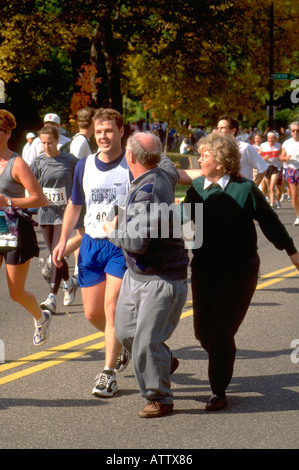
[40,224,69,295]
[191,253,260,398]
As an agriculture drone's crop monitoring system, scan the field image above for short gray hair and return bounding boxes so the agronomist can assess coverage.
[198,133,241,176]
[290,121,299,128]
[127,131,162,166]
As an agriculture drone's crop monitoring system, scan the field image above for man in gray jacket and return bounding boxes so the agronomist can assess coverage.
[103,131,189,418]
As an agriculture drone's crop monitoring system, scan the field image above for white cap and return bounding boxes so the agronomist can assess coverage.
[26,132,36,138]
[44,113,60,125]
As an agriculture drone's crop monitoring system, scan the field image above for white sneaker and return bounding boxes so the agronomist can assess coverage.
[33,310,52,346]
[92,370,118,397]
[39,255,51,283]
[275,201,281,209]
[62,278,77,306]
[40,294,57,314]
[293,217,299,226]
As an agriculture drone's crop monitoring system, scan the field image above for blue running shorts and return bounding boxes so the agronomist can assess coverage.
[78,234,127,287]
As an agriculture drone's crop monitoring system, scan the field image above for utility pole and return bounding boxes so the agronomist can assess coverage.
[269,2,274,129]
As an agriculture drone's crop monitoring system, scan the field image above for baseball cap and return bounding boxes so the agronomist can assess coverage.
[26,132,36,138]
[44,113,60,125]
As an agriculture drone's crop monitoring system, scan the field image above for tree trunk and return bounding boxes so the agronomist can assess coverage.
[92,20,123,114]
[5,81,42,153]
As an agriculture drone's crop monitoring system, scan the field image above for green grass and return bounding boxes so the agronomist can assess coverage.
[175,184,189,198]
[166,151,181,168]
[166,151,190,198]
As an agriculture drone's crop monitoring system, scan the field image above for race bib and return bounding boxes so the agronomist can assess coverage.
[89,204,123,238]
[90,204,111,235]
[43,187,67,206]
[292,152,299,162]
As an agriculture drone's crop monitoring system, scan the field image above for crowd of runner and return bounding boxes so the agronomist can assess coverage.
[1,107,299,418]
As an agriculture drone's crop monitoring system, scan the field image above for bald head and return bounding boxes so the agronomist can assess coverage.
[127,131,162,167]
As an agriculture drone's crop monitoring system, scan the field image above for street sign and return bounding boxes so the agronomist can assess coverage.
[272,73,295,80]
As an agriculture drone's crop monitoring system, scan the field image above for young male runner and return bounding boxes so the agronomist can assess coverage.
[53,108,130,396]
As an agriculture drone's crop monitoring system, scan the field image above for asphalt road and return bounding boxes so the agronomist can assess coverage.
[0,198,298,455]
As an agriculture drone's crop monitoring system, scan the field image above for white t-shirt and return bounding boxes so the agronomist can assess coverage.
[259,141,282,168]
[22,142,33,164]
[70,133,92,159]
[282,138,299,170]
[238,141,268,180]
[180,141,189,154]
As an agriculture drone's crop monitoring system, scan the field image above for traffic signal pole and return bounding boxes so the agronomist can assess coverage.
[269,2,274,129]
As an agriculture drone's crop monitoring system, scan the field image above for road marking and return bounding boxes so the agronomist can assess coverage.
[0,265,298,386]
[0,340,105,386]
[259,265,296,278]
[257,267,298,289]
[0,331,104,373]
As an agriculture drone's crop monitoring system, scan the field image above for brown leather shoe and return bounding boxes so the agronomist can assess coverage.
[139,401,174,418]
[205,394,227,411]
[170,355,179,375]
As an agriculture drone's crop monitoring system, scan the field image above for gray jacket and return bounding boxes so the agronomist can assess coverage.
[109,155,189,281]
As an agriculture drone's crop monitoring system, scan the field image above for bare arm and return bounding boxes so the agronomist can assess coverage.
[254,170,266,186]
[0,155,49,208]
[279,148,291,162]
[177,168,203,185]
[52,201,82,267]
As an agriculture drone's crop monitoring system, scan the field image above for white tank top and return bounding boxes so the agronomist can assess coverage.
[83,154,130,238]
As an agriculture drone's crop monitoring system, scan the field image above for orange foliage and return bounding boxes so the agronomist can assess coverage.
[70,64,102,116]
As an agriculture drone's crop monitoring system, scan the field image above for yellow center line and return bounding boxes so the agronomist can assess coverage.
[0,341,105,386]
[0,265,298,386]
[259,265,296,278]
[0,331,104,373]
[257,267,298,289]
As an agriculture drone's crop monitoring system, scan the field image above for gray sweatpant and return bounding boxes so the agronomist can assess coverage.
[115,271,188,404]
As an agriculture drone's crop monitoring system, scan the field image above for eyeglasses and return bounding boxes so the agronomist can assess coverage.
[200,152,212,160]
[291,129,299,133]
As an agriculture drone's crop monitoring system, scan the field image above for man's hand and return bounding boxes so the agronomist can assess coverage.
[102,215,118,237]
[52,240,67,268]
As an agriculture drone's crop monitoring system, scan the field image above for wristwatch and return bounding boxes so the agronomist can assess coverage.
[7,198,12,207]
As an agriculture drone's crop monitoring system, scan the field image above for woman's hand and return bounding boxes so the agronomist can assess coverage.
[290,252,299,270]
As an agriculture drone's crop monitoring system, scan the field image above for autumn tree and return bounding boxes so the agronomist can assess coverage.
[0,0,298,146]
[122,0,299,127]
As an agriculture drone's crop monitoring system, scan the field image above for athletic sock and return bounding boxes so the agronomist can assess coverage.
[35,311,46,326]
[64,278,73,288]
